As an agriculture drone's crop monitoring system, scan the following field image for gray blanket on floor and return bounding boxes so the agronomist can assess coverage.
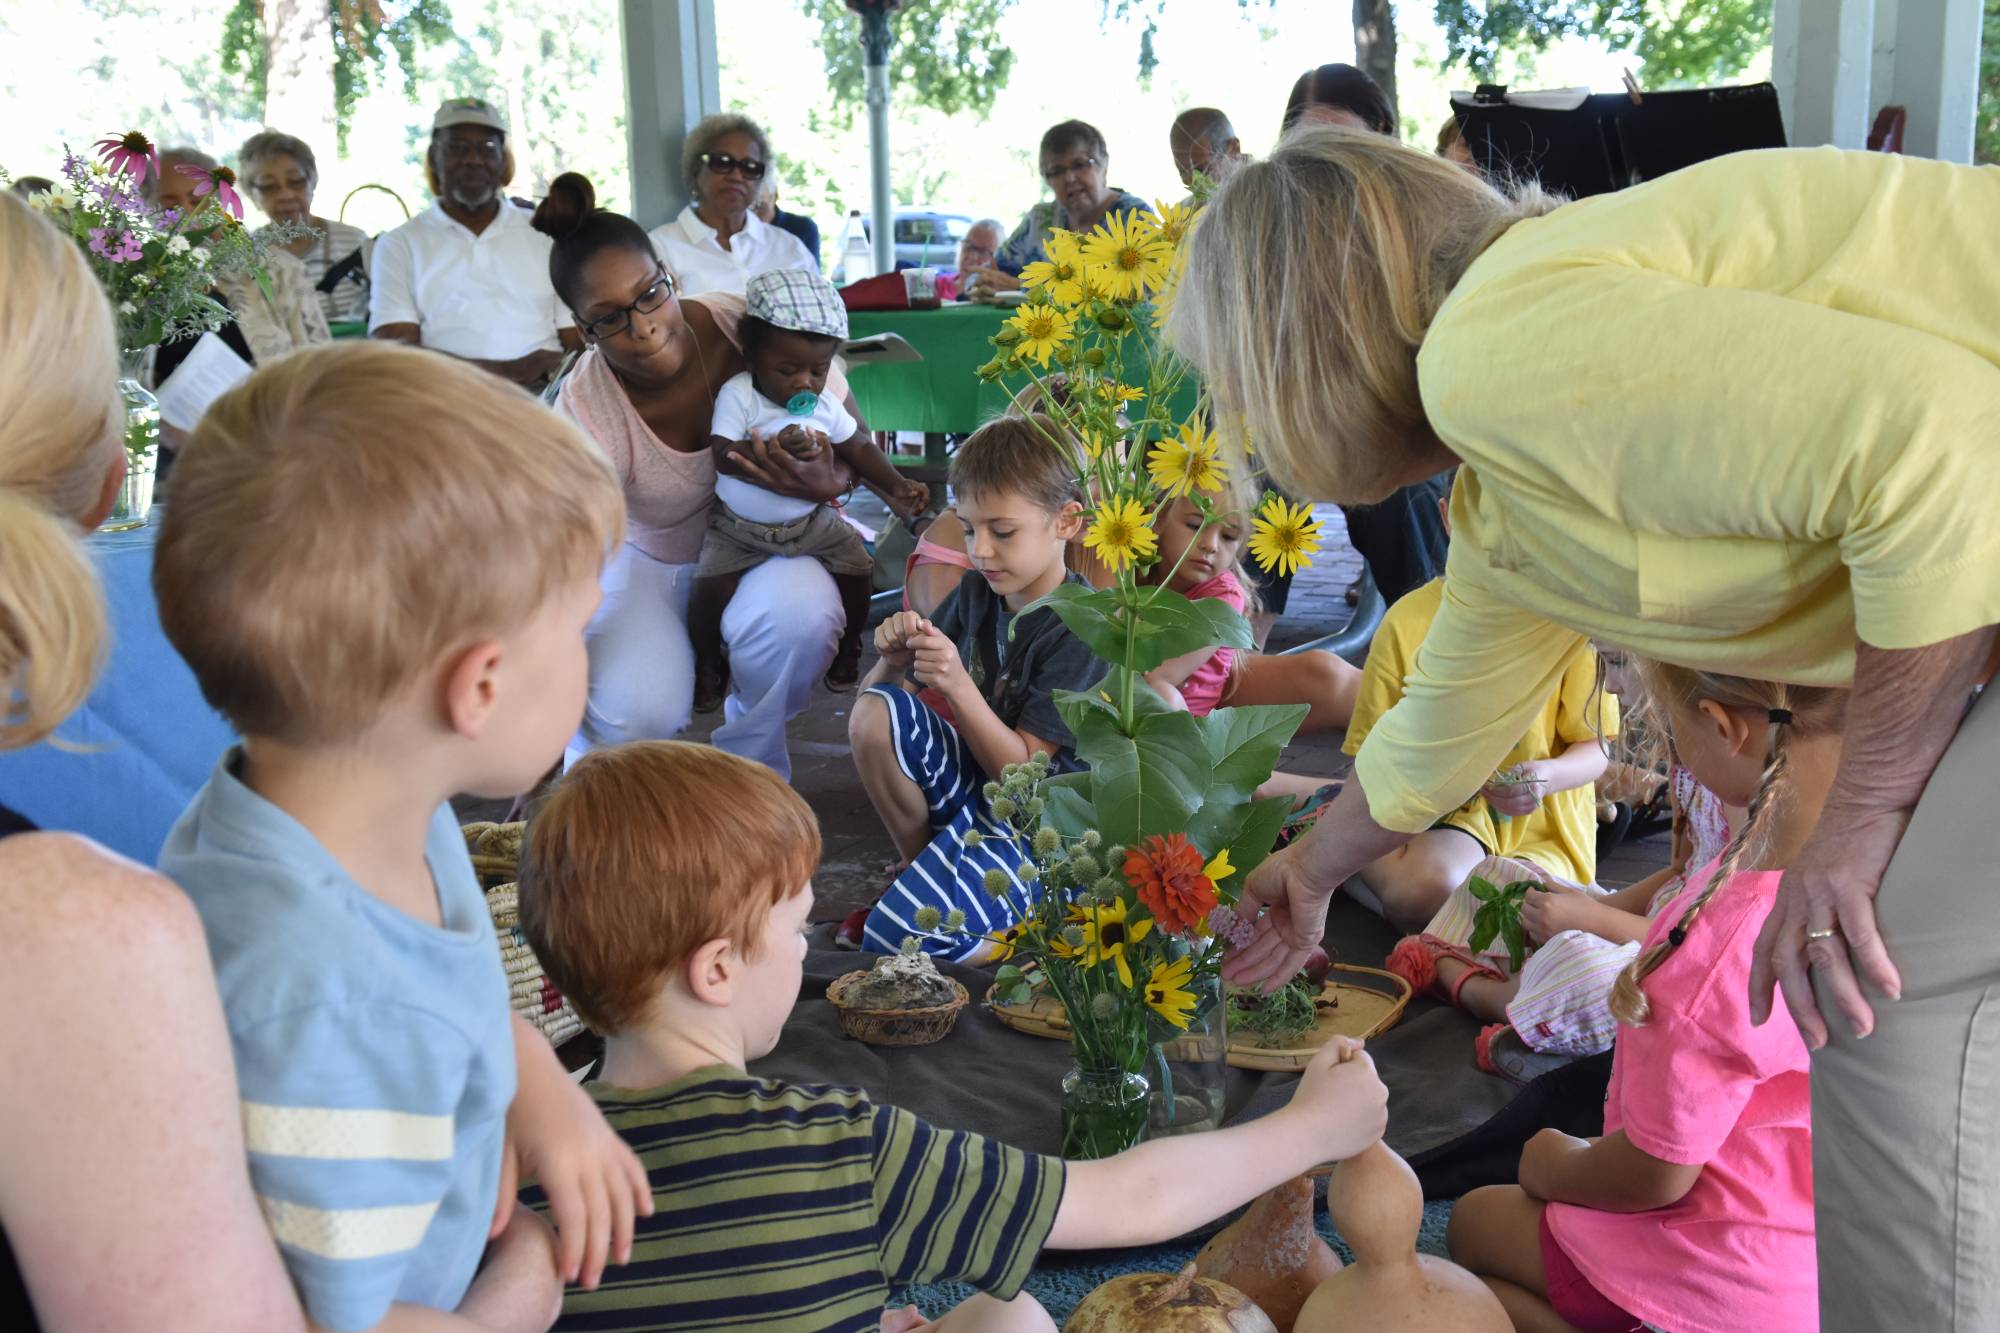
[752,898,1511,1163]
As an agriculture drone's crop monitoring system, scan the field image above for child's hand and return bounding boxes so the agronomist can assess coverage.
[873,611,928,670]
[1520,882,1592,944]
[500,1026,654,1290]
[890,478,931,520]
[1482,762,1550,817]
[776,424,826,460]
[909,625,969,699]
[1286,1036,1388,1164]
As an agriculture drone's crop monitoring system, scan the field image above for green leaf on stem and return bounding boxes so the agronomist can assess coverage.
[1468,902,1499,954]
[1499,913,1527,972]
[1037,773,1096,839]
[1183,792,1296,889]
[1466,874,1499,902]
[1197,703,1311,807]
[1072,707,1211,848]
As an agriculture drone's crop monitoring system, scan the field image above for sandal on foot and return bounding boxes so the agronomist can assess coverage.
[1475,1022,1512,1076]
[1386,933,1506,1006]
[833,907,870,951]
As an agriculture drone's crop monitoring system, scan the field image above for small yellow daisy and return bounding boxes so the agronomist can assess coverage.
[1144,955,1198,1029]
[1248,495,1325,577]
[1080,212,1173,302]
[1005,302,1076,368]
[1147,419,1229,497]
[1083,497,1160,573]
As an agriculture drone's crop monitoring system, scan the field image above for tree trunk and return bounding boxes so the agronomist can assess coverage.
[263,0,338,149]
[1353,0,1399,130]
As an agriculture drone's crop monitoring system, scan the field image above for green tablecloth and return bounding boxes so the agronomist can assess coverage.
[845,303,1197,436]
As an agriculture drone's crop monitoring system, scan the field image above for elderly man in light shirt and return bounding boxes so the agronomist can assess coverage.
[369,97,580,388]
[648,114,817,299]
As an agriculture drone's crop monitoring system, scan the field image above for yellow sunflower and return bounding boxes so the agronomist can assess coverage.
[1083,497,1159,573]
[1074,897,1156,987]
[1020,231,1088,305]
[1144,955,1198,1029]
[1144,199,1197,249]
[1080,212,1173,302]
[1005,302,1076,368]
[1249,495,1325,577]
[1147,420,1230,497]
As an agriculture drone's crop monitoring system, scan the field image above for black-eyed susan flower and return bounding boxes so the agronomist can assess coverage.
[1249,494,1325,577]
[1074,897,1154,987]
[1145,955,1198,1029]
[1083,497,1159,573]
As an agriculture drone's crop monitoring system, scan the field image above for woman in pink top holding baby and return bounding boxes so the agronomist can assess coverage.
[533,174,862,779]
[1449,659,1834,1333]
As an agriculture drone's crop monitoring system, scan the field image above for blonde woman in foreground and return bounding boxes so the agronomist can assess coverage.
[0,193,306,1328]
[1174,125,2000,1331]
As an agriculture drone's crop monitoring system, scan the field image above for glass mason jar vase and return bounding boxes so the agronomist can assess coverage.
[105,348,159,532]
[1147,969,1228,1137]
[1060,1059,1150,1160]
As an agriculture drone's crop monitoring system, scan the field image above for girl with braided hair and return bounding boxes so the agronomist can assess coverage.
[1446,664,1844,1333]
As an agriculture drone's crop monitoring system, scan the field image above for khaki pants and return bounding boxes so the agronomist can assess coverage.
[1812,686,2000,1329]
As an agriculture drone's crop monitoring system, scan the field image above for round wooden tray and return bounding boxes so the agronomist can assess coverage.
[985,964,1412,1071]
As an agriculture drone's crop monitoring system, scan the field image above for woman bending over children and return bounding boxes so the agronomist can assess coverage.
[690,268,928,710]
[845,417,1106,958]
[1448,661,1837,1333]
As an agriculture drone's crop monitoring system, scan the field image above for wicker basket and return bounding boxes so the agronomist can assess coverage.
[826,971,970,1047]
[460,821,586,1049]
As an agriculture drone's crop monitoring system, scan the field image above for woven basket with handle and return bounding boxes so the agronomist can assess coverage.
[461,821,585,1049]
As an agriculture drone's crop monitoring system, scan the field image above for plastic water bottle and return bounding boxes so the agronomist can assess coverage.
[841,209,872,282]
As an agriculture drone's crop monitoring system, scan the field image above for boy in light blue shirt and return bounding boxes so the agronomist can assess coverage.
[155,341,649,1332]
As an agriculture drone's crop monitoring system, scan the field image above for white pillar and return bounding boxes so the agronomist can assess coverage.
[1771,0,1876,148]
[1886,0,1983,161]
[620,0,720,229]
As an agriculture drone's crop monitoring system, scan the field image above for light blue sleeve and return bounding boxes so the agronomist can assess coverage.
[233,1002,477,1331]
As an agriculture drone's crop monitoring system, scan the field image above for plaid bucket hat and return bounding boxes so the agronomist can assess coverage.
[746,268,849,340]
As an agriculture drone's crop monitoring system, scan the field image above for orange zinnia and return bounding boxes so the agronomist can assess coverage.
[1124,833,1217,936]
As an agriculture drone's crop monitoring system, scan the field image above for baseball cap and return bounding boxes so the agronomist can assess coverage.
[746,269,849,340]
[433,97,507,135]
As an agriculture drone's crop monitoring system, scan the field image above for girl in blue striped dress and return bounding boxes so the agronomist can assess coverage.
[845,416,1106,959]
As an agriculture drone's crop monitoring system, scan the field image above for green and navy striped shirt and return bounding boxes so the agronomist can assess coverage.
[549,1066,1066,1332]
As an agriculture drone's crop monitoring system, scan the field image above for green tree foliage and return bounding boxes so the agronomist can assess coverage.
[1979,0,1999,164]
[220,0,455,146]
[805,0,1018,122]
[1430,0,1771,86]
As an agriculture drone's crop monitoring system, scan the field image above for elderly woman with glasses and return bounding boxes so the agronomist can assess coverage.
[237,129,372,325]
[534,173,860,779]
[647,113,818,299]
[966,119,1152,297]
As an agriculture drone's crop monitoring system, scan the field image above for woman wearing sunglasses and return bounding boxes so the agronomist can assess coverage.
[647,114,819,299]
[536,173,859,779]
[969,119,1152,296]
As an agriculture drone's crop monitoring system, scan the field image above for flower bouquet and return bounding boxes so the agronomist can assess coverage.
[901,199,1327,1155]
[13,131,294,527]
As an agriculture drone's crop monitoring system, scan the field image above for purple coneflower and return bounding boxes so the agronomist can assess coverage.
[93,130,160,185]
[177,162,244,220]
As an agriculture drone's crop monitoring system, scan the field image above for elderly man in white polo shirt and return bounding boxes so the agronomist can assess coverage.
[647,114,817,299]
[369,97,580,388]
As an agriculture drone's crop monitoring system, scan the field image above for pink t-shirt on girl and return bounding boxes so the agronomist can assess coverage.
[1178,569,1246,716]
[1544,861,1816,1333]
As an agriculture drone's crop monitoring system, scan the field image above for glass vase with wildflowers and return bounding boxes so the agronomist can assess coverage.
[901,193,1329,1153]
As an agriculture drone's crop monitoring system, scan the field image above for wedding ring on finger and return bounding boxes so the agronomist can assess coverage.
[1805,926,1841,943]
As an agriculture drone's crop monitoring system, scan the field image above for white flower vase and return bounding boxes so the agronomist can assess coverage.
[105,348,159,532]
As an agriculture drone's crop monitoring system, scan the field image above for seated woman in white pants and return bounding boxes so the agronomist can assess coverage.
[534,174,854,778]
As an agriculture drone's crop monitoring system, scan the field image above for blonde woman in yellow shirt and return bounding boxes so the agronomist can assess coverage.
[1171,128,2000,1332]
